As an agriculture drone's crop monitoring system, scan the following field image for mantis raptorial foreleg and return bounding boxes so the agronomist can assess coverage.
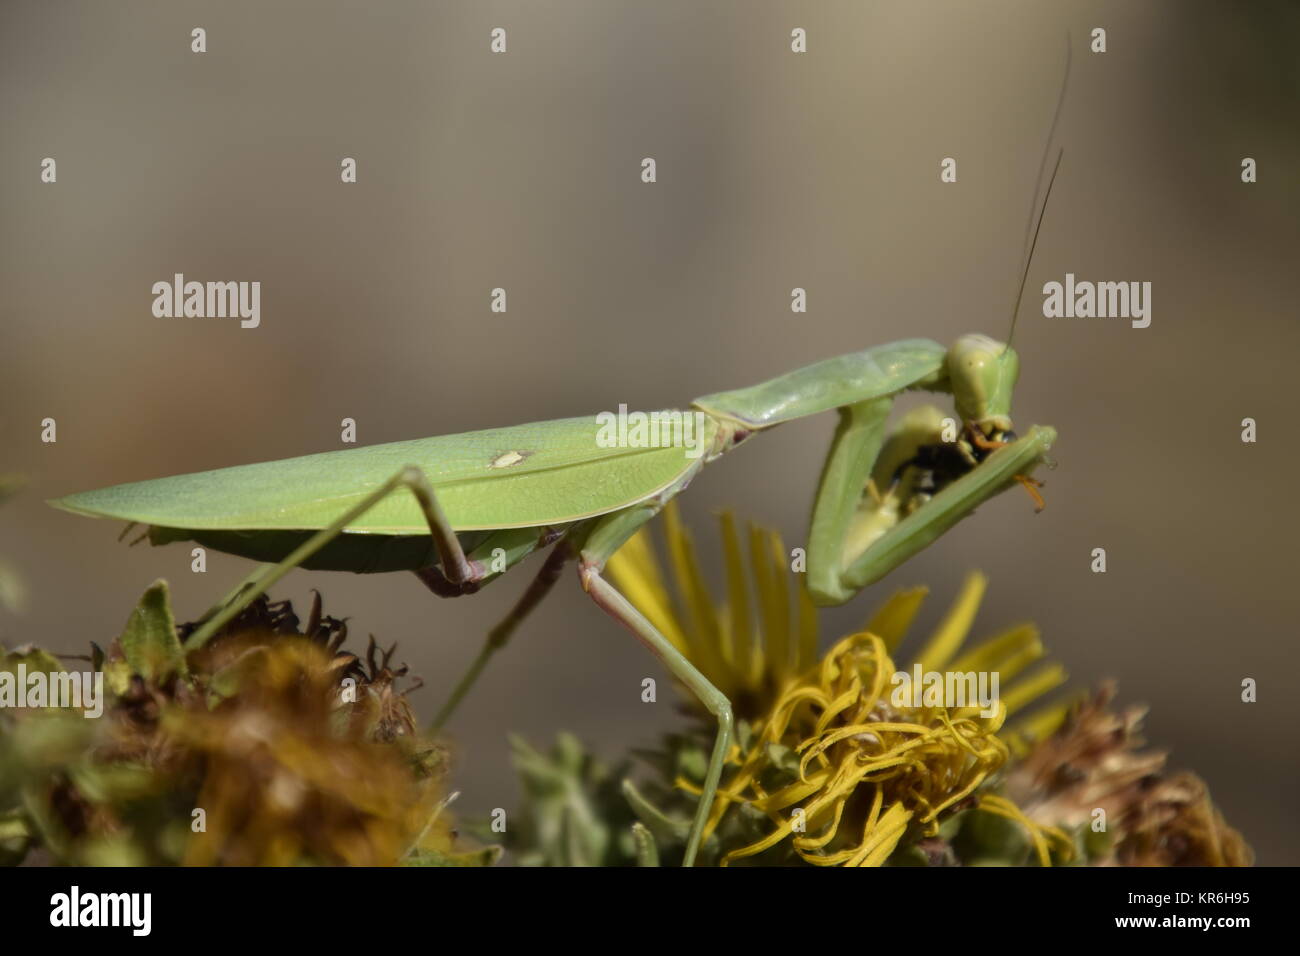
[184,466,490,652]
[576,503,734,869]
[806,396,895,606]
[806,403,1057,606]
[838,427,1055,584]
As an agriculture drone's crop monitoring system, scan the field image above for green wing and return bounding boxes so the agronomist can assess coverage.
[50,415,715,533]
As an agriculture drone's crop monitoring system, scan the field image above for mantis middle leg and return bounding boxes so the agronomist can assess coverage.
[430,540,572,731]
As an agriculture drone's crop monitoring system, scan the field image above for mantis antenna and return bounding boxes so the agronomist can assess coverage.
[1004,33,1072,355]
[1005,147,1063,355]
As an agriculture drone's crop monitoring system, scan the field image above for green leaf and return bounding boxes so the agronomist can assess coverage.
[560,804,597,866]
[2,646,66,678]
[81,834,150,867]
[505,733,640,866]
[631,822,659,867]
[675,739,708,785]
[952,807,1032,865]
[0,809,33,867]
[403,845,502,867]
[103,659,134,697]
[621,778,690,842]
[119,580,187,682]
[763,742,801,777]
[68,762,156,803]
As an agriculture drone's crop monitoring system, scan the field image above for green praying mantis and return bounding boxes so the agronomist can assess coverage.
[49,330,1056,866]
[51,56,1072,866]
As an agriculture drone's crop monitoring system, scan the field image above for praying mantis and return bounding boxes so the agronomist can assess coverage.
[50,46,1073,867]
[49,331,1056,866]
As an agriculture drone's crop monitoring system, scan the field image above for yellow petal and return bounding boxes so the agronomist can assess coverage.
[912,571,986,673]
[1001,663,1069,715]
[718,510,753,685]
[945,622,1041,676]
[663,502,727,683]
[605,524,690,657]
[865,586,929,652]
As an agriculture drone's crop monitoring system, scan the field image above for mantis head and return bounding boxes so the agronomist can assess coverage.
[947,333,1020,437]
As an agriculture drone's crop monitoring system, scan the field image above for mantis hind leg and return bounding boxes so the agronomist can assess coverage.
[183,466,483,652]
[430,538,572,731]
[576,505,734,868]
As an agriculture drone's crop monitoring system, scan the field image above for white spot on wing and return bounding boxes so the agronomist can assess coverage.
[489,450,530,469]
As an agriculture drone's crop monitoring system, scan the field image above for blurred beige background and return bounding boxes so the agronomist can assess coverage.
[2,1,1297,863]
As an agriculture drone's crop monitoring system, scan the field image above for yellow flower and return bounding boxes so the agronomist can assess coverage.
[607,501,1077,866]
